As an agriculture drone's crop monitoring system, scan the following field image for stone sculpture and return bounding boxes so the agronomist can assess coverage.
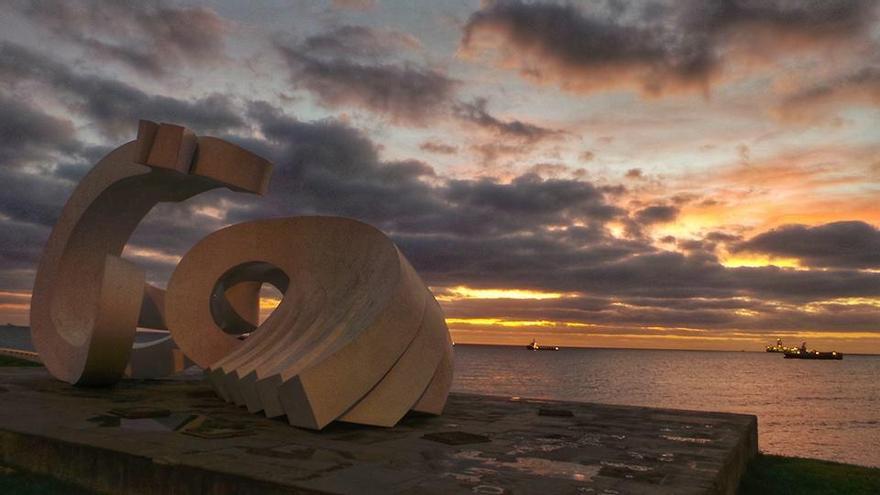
[164,217,453,428]
[29,120,453,429]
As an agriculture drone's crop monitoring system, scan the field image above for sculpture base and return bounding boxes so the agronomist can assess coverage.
[0,368,756,494]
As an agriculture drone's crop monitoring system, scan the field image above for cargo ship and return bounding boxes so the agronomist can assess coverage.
[783,349,843,360]
[526,339,559,351]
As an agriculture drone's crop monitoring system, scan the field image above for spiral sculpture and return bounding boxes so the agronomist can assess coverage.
[29,120,452,429]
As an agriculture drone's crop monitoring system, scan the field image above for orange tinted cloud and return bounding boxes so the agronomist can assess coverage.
[460,1,877,98]
[775,68,880,123]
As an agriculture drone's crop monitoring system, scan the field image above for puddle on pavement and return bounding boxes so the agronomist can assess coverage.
[86,412,195,432]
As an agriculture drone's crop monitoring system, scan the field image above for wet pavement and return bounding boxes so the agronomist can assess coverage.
[0,368,756,494]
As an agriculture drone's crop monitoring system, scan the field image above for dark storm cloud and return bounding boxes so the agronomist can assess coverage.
[0,95,79,168]
[461,0,718,95]
[399,221,880,308]
[0,42,244,139]
[730,265,880,301]
[453,98,562,143]
[239,101,446,230]
[446,173,622,224]
[274,38,456,124]
[302,25,421,60]
[21,0,230,77]
[685,0,877,41]
[634,205,679,224]
[244,102,617,238]
[734,221,880,269]
[0,68,877,334]
[0,41,246,286]
[705,231,742,243]
[461,0,878,96]
[0,218,49,271]
[0,166,74,227]
[443,290,880,333]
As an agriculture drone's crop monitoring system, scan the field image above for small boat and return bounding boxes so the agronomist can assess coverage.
[526,339,559,351]
[783,349,843,360]
[765,338,796,353]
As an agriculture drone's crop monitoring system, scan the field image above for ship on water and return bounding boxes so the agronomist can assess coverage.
[767,339,843,360]
[783,341,843,360]
[526,339,559,351]
[765,338,796,353]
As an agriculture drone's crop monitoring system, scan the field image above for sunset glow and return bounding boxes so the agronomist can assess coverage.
[436,286,571,301]
[446,318,594,328]
[719,254,803,269]
[0,0,878,353]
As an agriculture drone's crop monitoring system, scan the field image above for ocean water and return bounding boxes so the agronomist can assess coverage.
[452,345,880,467]
[3,327,877,467]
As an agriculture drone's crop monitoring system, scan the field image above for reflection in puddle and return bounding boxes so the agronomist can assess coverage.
[85,413,195,432]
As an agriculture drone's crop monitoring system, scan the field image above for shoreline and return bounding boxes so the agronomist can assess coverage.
[5,325,880,356]
[452,342,880,357]
[0,359,876,493]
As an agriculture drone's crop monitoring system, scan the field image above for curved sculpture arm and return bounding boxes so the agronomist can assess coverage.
[165,217,453,429]
[30,121,272,386]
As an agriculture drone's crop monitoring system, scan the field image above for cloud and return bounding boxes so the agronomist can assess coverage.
[331,0,376,11]
[0,42,244,139]
[2,97,879,335]
[301,25,421,60]
[274,28,456,124]
[454,97,562,143]
[419,140,458,154]
[776,67,880,123]
[734,221,880,269]
[625,168,643,179]
[685,0,878,47]
[460,0,878,96]
[460,0,718,96]
[21,0,230,77]
[243,102,621,238]
[0,2,877,340]
[634,205,679,224]
[526,163,569,178]
[0,95,79,168]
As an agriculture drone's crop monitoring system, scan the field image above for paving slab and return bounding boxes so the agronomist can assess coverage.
[0,368,757,494]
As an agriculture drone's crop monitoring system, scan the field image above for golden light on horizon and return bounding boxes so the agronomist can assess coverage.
[0,290,30,300]
[446,317,594,328]
[802,297,880,313]
[719,253,802,269]
[435,286,573,301]
[734,309,760,317]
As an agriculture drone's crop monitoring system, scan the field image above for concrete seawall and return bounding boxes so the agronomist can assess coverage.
[0,368,756,494]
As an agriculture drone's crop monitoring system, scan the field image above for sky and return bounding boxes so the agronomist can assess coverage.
[0,0,878,352]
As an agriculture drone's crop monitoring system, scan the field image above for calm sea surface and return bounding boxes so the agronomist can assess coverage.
[3,328,877,467]
[452,345,880,468]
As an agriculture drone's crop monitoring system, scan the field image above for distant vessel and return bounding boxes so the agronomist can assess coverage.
[782,341,843,360]
[526,339,559,351]
[784,349,843,360]
[765,338,796,353]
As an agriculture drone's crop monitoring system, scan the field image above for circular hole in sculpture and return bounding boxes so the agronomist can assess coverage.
[209,261,289,337]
